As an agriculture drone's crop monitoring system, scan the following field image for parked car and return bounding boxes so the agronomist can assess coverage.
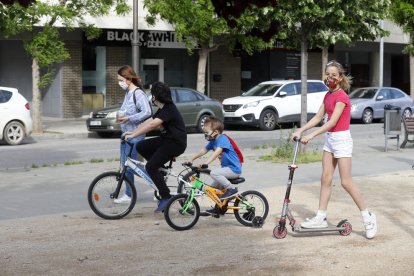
[349,87,414,124]
[87,87,224,137]
[0,87,33,145]
[222,80,328,130]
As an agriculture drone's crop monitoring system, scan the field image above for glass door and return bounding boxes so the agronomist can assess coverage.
[141,59,164,90]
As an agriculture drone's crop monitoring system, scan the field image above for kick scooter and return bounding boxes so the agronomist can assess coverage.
[273,137,352,239]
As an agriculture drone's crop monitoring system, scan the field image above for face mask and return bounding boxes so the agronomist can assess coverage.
[118,81,129,91]
[204,131,216,141]
[324,77,339,90]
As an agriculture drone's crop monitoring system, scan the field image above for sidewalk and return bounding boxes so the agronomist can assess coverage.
[1,117,413,275]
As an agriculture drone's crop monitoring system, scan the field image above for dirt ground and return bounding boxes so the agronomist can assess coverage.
[1,170,414,276]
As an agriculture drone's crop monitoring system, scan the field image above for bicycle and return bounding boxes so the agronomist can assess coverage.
[87,139,189,220]
[164,163,269,231]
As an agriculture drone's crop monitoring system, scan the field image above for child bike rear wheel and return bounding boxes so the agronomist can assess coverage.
[164,194,200,231]
[87,171,137,220]
[234,190,269,227]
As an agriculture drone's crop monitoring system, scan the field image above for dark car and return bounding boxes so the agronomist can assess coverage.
[86,87,224,137]
[349,87,414,124]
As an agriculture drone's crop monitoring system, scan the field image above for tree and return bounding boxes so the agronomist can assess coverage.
[273,0,390,127]
[390,0,414,96]
[0,0,129,133]
[144,0,275,94]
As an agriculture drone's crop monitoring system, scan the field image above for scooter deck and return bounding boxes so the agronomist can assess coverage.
[295,225,347,232]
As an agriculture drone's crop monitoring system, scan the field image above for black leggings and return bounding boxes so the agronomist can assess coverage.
[136,137,186,199]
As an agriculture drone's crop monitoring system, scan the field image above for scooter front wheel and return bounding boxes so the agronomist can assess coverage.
[273,225,287,239]
[338,221,352,236]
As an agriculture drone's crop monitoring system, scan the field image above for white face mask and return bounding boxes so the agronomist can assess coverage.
[118,81,129,91]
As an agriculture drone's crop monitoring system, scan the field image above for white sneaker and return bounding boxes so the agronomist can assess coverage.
[114,194,131,204]
[364,213,377,239]
[300,216,328,229]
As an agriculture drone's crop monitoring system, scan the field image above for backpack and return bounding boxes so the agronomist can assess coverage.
[224,134,244,164]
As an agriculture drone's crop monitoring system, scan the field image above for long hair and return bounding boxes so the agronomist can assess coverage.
[325,60,352,91]
[117,65,143,89]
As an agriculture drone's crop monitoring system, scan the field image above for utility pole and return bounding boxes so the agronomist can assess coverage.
[379,20,384,87]
[132,0,140,74]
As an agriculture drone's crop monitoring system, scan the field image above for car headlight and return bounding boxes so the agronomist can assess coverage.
[107,111,117,118]
[243,101,259,109]
[351,104,360,111]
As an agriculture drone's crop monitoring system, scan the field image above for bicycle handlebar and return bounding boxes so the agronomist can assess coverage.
[182,163,211,174]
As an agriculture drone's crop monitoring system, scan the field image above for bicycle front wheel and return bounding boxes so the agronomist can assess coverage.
[164,194,200,231]
[234,190,269,226]
[87,171,137,220]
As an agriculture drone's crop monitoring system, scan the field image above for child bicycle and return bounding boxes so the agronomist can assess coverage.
[164,163,269,231]
[87,139,189,220]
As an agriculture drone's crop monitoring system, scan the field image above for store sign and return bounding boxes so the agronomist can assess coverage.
[86,29,187,48]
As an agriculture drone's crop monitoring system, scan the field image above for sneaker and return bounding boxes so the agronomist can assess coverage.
[300,216,328,229]
[364,212,377,239]
[154,198,171,213]
[205,206,219,215]
[220,188,238,199]
[114,194,131,204]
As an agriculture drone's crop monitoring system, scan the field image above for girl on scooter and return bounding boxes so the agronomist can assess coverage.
[291,60,377,239]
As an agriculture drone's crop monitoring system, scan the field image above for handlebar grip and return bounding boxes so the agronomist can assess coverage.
[293,136,301,142]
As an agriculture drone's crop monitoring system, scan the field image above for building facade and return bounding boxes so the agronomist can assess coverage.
[0,2,411,118]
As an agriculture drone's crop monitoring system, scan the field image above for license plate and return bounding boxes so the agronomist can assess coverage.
[224,112,235,117]
[90,121,102,126]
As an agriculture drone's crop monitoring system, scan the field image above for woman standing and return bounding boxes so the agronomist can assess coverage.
[114,65,152,204]
[291,60,377,239]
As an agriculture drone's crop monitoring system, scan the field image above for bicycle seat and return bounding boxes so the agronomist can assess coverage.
[229,177,245,184]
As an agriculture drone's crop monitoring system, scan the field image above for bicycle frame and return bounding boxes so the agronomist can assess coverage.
[179,173,254,214]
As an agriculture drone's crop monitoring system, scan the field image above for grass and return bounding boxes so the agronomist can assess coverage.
[258,128,323,164]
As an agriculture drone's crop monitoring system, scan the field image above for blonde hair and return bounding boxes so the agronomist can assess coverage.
[325,60,352,91]
[204,116,224,133]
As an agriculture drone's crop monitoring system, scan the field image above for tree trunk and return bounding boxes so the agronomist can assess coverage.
[321,47,329,79]
[32,58,43,134]
[196,46,209,94]
[300,37,308,128]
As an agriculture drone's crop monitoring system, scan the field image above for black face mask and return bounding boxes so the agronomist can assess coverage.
[204,131,216,141]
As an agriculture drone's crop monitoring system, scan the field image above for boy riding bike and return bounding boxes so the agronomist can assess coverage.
[186,116,243,214]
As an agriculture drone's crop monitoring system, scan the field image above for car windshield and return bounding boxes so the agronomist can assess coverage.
[242,84,282,97]
[349,88,377,99]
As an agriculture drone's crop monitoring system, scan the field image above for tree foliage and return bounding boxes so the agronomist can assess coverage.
[390,0,414,55]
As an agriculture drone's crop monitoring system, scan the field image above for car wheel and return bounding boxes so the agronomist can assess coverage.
[259,110,278,131]
[3,121,25,145]
[197,114,210,133]
[402,108,412,118]
[361,108,373,124]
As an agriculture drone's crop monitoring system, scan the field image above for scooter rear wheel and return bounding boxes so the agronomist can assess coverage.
[273,225,287,239]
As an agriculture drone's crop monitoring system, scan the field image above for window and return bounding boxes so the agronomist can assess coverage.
[378,89,391,100]
[390,89,405,99]
[176,89,199,103]
[308,82,328,93]
[0,90,12,103]
[281,83,296,96]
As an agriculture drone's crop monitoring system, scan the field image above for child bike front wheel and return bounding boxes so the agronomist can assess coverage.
[164,194,200,231]
[87,171,137,220]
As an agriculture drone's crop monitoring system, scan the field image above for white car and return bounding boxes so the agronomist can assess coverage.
[0,87,33,145]
[223,80,328,130]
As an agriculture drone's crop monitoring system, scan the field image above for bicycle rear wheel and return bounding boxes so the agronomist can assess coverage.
[234,190,269,226]
[177,170,213,216]
[164,194,200,231]
[87,171,137,220]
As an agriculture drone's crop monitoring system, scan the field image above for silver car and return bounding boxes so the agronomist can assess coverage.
[350,87,414,124]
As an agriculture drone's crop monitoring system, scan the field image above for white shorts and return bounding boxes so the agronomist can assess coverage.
[323,130,353,158]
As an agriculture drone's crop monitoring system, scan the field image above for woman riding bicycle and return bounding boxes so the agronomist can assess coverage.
[124,82,187,213]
